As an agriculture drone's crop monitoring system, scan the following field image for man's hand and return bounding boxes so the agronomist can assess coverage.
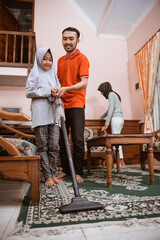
[56,76,88,97]
[56,86,70,97]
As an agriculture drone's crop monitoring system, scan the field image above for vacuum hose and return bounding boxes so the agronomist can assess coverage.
[55,97,103,213]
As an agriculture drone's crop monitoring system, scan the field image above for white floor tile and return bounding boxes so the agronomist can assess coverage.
[83,229,160,240]
[82,219,160,240]
[0,179,30,240]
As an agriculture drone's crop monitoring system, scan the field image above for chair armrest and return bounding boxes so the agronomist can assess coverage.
[0,110,31,121]
[0,136,20,156]
[0,122,35,139]
[153,129,160,142]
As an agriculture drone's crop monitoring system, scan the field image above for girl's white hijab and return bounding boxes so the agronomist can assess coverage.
[26,47,60,89]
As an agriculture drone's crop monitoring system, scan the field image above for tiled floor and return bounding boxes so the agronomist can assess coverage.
[0,178,30,240]
[1,164,160,240]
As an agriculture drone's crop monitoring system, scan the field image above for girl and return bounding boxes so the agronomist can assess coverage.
[25,47,63,186]
[97,82,125,167]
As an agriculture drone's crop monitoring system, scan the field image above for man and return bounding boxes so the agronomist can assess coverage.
[56,27,90,183]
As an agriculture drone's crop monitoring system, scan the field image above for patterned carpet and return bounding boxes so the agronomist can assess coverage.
[18,167,160,228]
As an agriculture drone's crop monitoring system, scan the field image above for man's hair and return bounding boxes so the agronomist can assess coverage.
[62,27,80,39]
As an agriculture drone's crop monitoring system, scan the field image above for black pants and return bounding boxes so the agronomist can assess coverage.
[59,108,85,176]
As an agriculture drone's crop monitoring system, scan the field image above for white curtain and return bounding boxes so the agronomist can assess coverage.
[145,31,160,132]
[152,60,160,130]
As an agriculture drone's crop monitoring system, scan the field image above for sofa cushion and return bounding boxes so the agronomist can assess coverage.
[0,138,37,156]
[144,142,160,151]
[153,141,160,151]
[84,128,105,152]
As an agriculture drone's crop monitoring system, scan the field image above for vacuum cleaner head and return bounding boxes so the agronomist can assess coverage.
[59,197,103,214]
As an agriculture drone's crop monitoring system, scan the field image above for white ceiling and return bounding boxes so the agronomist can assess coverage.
[68,0,159,39]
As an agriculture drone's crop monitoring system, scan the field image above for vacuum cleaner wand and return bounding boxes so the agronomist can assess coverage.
[55,97,103,213]
[60,116,81,197]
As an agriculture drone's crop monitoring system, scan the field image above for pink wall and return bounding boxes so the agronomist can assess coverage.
[1,0,159,121]
[0,86,31,115]
[34,0,131,119]
[127,0,160,120]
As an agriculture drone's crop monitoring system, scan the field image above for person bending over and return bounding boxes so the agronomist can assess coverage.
[97,81,125,167]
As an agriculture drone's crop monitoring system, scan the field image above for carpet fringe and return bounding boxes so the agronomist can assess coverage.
[6,217,160,239]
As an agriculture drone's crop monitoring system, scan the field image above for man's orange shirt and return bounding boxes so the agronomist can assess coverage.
[57,49,90,109]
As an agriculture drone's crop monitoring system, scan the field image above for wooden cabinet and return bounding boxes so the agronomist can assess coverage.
[121,120,141,164]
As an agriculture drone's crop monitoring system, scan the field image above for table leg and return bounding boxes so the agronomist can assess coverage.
[116,146,120,174]
[87,147,91,175]
[147,144,154,185]
[105,146,113,188]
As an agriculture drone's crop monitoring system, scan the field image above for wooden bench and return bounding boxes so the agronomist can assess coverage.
[0,110,40,204]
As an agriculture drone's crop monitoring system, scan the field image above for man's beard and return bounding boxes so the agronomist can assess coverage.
[64,44,77,53]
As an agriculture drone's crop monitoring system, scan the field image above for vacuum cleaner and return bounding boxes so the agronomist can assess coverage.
[55,97,103,214]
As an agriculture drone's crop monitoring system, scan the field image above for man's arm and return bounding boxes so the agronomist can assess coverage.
[57,76,88,97]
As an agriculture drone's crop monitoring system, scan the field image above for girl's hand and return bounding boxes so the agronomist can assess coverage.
[51,87,59,96]
[101,125,108,134]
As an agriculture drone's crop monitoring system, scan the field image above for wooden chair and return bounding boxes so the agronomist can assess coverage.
[141,129,160,170]
[84,120,107,171]
[0,110,40,204]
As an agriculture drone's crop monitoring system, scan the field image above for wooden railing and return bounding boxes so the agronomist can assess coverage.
[0,30,36,69]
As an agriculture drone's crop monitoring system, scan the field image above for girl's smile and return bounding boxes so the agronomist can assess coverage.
[41,51,53,71]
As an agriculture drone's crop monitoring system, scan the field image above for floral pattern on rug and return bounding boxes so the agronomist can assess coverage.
[24,168,160,228]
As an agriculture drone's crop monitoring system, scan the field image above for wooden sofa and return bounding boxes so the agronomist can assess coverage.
[0,118,141,179]
[0,110,40,204]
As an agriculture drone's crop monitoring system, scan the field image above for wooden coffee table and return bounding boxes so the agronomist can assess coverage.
[87,133,154,188]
